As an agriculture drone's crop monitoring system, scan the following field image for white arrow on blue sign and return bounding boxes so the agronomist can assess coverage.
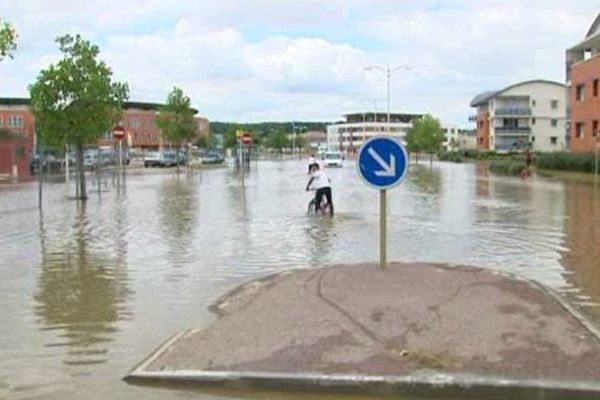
[356,136,409,190]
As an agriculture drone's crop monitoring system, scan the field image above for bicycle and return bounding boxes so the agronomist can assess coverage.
[307,188,331,215]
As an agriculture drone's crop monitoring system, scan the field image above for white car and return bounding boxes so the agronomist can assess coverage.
[323,151,343,167]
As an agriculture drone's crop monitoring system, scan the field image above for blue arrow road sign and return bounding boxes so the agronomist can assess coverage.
[356,136,409,190]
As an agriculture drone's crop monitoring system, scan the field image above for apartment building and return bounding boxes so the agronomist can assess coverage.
[470,80,567,153]
[0,97,210,178]
[442,126,477,151]
[566,14,600,153]
[326,112,424,153]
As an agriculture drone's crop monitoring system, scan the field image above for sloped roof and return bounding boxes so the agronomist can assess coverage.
[586,13,600,38]
[470,90,499,107]
[470,80,566,107]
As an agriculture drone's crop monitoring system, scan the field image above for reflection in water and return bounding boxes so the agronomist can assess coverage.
[306,217,336,267]
[34,200,130,366]
[2,161,600,400]
[560,183,600,314]
[158,176,199,275]
[408,164,442,195]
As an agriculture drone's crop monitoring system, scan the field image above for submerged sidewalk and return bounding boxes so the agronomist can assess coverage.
[126,263,600,398]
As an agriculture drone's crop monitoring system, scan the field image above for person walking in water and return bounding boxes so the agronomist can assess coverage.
[306,163,334,216]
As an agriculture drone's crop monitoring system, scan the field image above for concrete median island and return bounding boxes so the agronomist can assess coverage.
[125,263,600,399]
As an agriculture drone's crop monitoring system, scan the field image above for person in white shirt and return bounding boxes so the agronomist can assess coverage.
[307,154,316,174]
[305,163,333,216]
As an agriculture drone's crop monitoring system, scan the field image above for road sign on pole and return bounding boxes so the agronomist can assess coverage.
[356,136,409,269]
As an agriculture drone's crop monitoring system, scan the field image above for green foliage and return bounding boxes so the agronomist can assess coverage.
[29,34,129,148]
[212,121,326,149]
[194,134,213,149]
[156,87,198,145]
[267,130,290,151]
[438,151,464,163]
[405,114,444,154]
[536,152,597,173]
[0,18,17,61]
[489,160,527,176]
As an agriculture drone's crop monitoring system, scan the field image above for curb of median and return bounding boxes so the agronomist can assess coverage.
[124,263,600,399]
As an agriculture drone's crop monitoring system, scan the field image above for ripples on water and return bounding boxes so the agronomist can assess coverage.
[0,161,599,399]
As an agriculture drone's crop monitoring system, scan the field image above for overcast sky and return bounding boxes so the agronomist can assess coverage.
[1,1,598,126]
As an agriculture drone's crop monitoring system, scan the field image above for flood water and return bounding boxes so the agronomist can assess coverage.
[1,160,599,399]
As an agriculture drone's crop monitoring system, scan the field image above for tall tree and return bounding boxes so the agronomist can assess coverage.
[0,17,17,61]
[405,114,444,164]
[29,34,129,199]
[156,87,198,172]
[267,130,290,157]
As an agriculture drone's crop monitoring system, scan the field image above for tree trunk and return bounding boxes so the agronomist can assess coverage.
[38,152,43,208]
[76,144,87,200]
[176,147,181,174]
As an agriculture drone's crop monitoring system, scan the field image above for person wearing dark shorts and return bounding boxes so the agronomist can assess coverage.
[306,163,334,216]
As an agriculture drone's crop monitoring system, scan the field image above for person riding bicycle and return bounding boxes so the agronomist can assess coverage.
[306,163,334,216]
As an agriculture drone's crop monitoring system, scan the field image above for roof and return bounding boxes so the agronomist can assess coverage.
[0,97,198,114]
[587,13,600,38]
[470,80,566,107]
[343,111,424,118]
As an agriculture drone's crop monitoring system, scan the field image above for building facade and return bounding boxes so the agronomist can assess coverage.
[0,98,210,178]
[442,126,477,151]
[326,112,424,153]
[566,14,600,153]
[0,98,36,179]
[470,80,567,153]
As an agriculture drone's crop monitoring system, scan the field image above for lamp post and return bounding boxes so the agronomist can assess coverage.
[364,64,411,135]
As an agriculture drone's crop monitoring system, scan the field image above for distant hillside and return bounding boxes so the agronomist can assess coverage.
[210,121,329,137]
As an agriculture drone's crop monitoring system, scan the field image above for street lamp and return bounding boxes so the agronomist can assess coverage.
[364,64,411,134]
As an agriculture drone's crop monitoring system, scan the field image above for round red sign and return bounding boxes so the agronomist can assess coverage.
[241,133,252,145]
[113,125,126,140]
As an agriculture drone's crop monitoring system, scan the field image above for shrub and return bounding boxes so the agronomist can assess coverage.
[536,152,597,173]
[489,160,527,176]
[438,151,464,163]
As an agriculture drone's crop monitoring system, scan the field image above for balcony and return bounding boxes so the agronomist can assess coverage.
[494,126,531,135]
[494,107,531,116]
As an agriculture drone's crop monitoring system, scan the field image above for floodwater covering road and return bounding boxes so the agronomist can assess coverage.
[0,160,599,399]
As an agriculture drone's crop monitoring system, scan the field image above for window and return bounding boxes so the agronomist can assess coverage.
[576,122,585,138]
[551,99,558,109]
[7,115,23,128]
[532,99,536,106]
[532,118,536,125]
[594,79,599,97]
[531,136,535,142]
[551,119,557,127]
[550,136,558,145]
[576,84,585,101]
[594,120,599,137]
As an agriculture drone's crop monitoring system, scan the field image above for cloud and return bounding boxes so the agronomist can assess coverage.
[1,0,599,124]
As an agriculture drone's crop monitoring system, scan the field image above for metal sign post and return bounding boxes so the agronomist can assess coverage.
[357,136,409,269]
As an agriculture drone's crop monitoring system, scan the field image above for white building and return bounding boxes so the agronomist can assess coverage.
[442,126,477,151]
[326,112,424,152]
[470,80,568,152]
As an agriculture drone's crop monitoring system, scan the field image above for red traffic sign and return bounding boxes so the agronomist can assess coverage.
[113,125,126,140]
[241,132,252,145]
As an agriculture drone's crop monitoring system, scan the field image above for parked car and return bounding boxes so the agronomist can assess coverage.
[323,150,343,167]
[83,152,98,169]
[161,152,179,167]
[202,151,225,164]
[144,151,163,168]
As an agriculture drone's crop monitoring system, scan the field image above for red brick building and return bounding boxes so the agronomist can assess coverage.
[566,14,600,153]
[0,98,210,179]
[0,98,36,180]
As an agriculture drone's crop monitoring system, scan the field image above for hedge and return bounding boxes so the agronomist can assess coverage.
[535,152,597,173]
[489,160,527,176]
